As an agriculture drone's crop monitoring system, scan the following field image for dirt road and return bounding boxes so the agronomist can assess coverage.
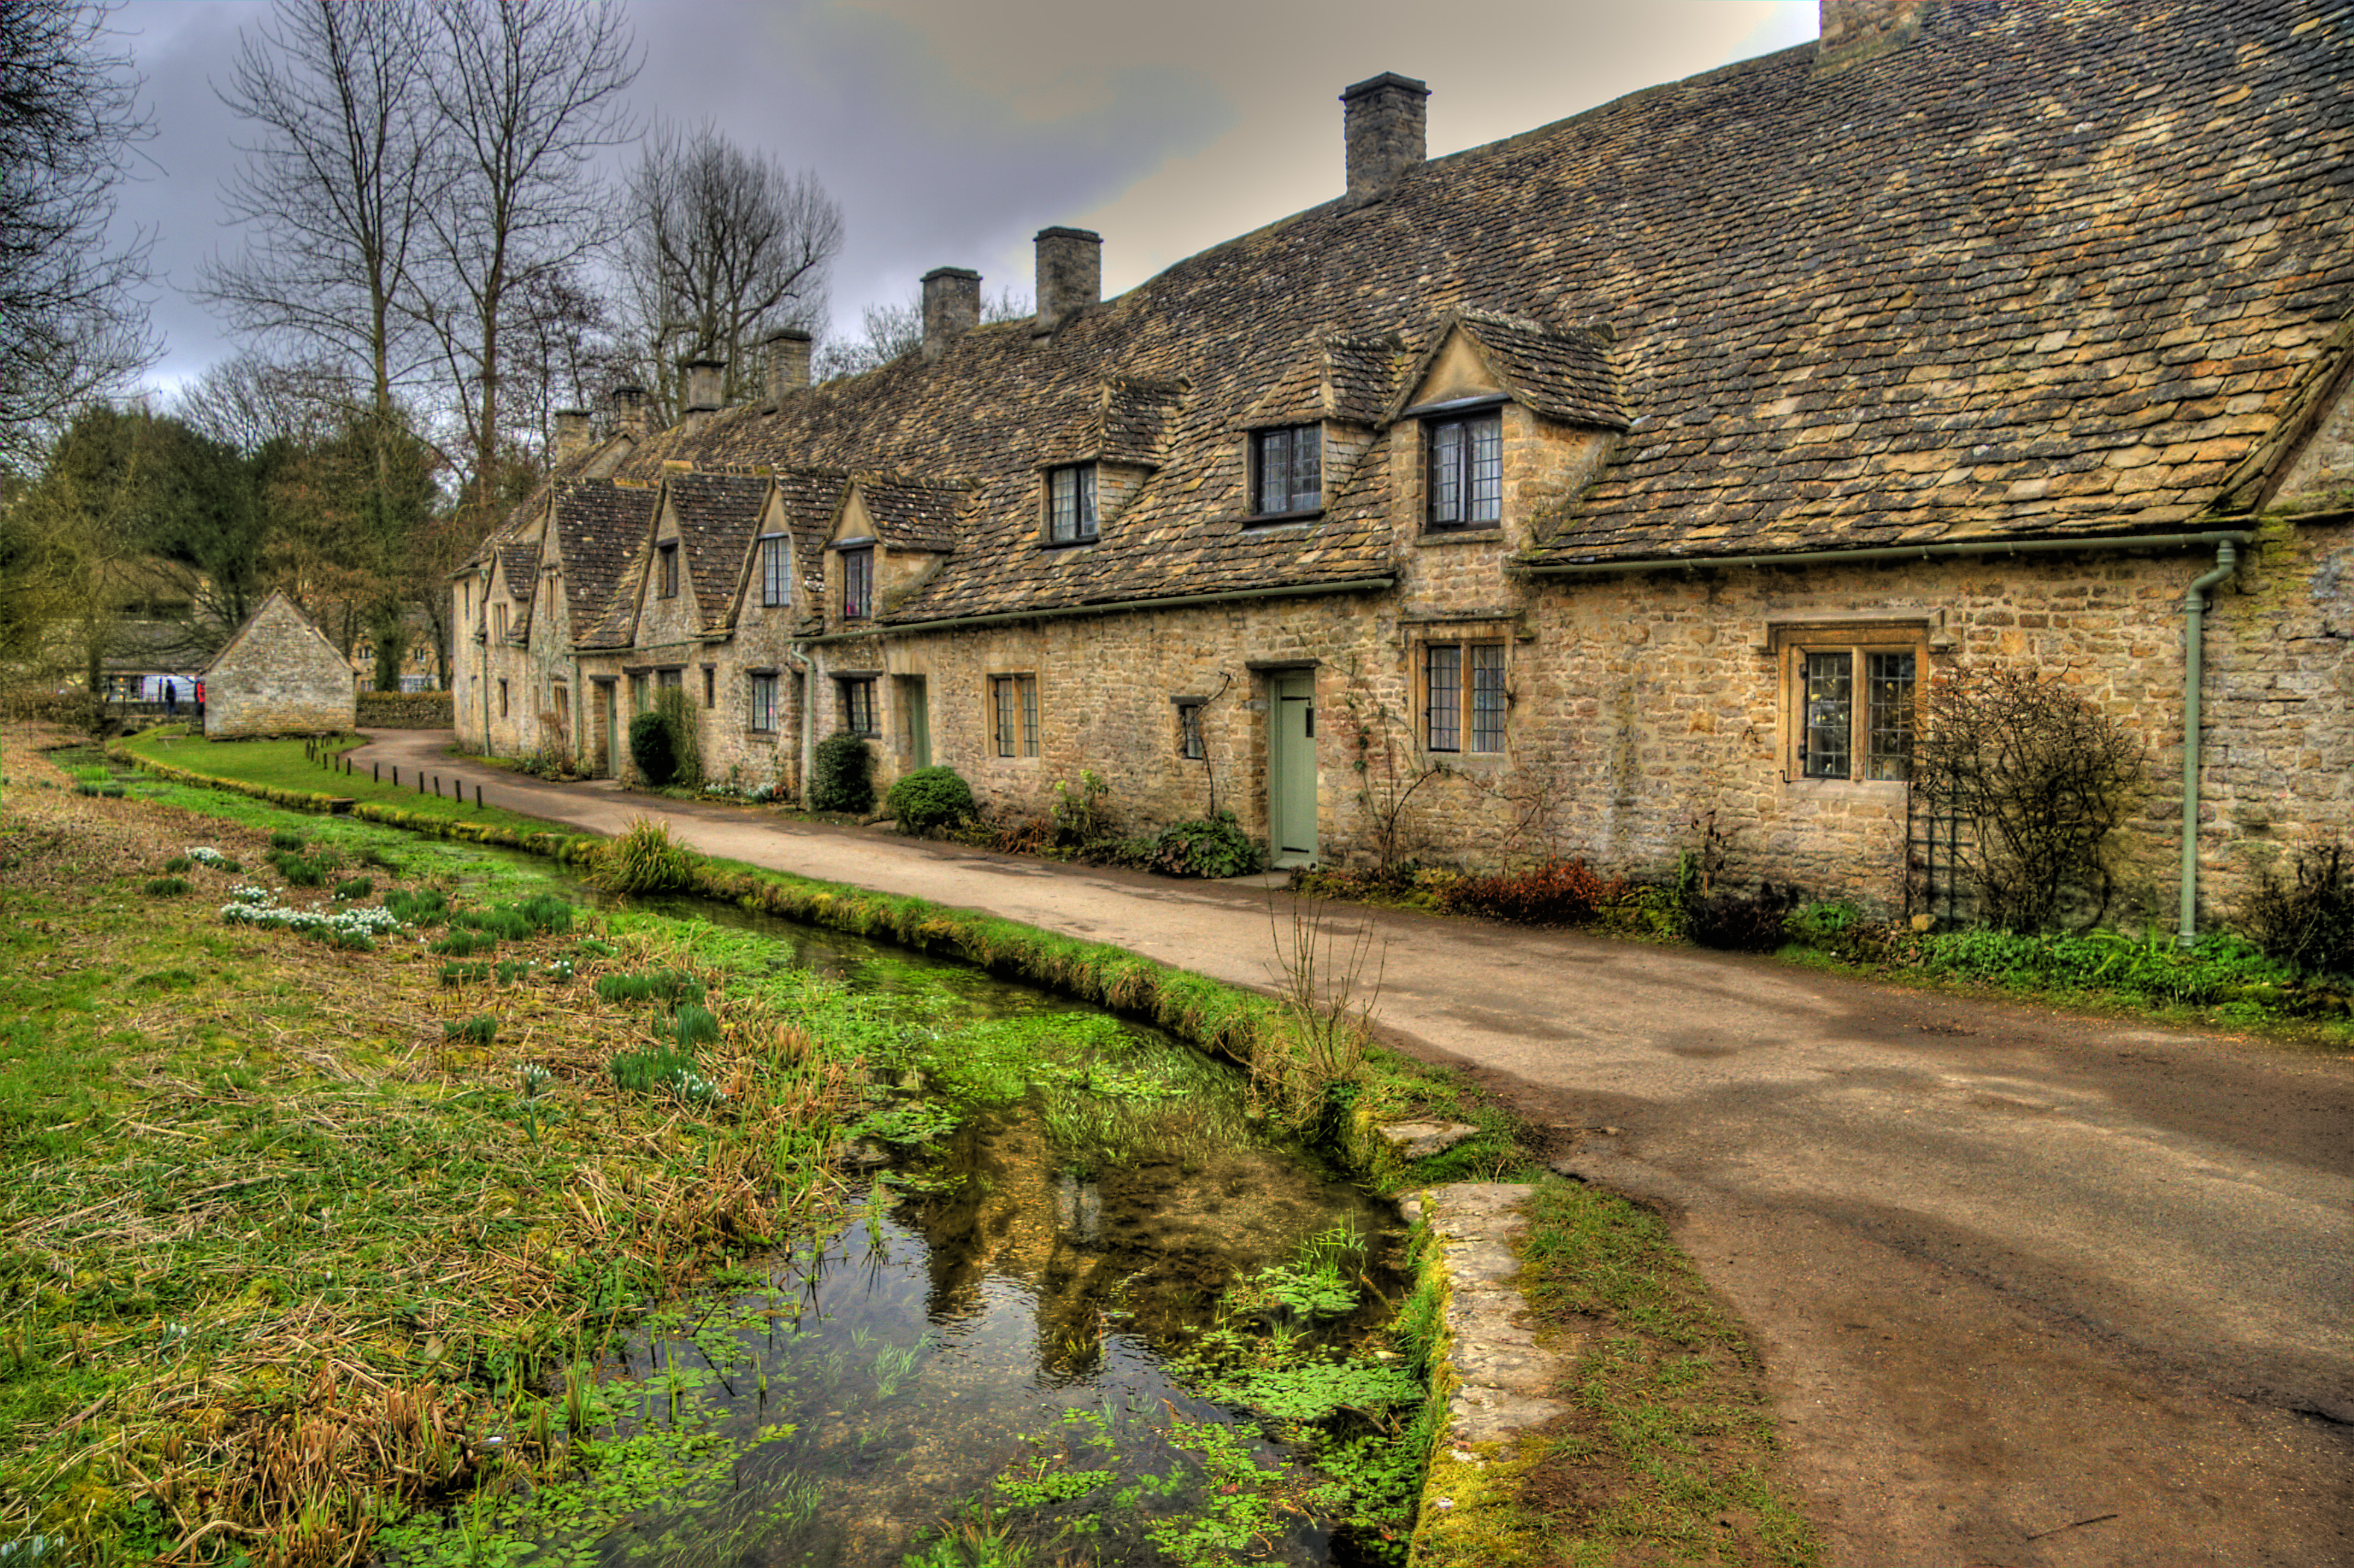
[356,731,2354,1567]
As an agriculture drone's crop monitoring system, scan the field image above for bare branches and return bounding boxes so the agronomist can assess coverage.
[1912,665,2147,932]
[615,120,842,420]
[0,0,156,464]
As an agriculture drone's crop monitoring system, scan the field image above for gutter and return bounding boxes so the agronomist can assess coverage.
[2179,539,2241,947]
[797,577,1396,645]
[1521,529,2261,577]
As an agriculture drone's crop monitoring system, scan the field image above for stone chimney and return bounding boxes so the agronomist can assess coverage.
[608,384,646,442]
[921,267,981,362]
[765,327,813,401]
[682,358,726,415]
[553,409,592,464]
[1341,73,1428,202]
[1818,0,1926,71]
[1033,227,1102,336]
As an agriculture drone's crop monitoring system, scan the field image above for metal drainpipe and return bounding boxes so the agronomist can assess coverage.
[2179,539,2239,948]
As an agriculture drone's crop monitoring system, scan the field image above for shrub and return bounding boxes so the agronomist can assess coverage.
[627,710,678,786]
[885,766,976,836]
[594,818,699,895]
[1688,880,1800,952]
[2238,840,2354,980]
[1150,811,1263,879]
[810,730,873,814]
[1437,857,1627,925]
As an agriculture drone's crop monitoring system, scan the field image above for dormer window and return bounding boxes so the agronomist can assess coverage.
[1046,465,1097,544]
[758,535,790,607]
[1250,425,1322,518]
[841,545,873,619]
[657,542,680,597]
[1425,407,1502,530]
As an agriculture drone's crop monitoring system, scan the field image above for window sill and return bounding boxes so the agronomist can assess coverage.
[1422,749,1509,768]
[1417,525,1505,546]
[1037,537,1100,552]
[1241,508,1324,528]
[1781,774,1908,794]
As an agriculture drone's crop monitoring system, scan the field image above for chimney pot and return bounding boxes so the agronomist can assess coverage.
[1033,227,1102,336]
[1340,72,1428,201]
[765,327,813,401]
[921,267,981,362]
[553,409,592,463]
[682,358,726,414]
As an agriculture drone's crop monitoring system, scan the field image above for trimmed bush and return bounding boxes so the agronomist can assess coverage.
[886,766,976,836]
[627,710,678,786]
[811,730,873,814]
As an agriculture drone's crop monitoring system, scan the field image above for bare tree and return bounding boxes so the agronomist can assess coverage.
[616,119,841,421]
[504,260,630,460]
[0,0,156,467]
[814,286,1030,382]
[421,0,638,530]
[201,0,444,464]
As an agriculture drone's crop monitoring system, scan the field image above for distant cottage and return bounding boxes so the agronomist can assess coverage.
[205,589,357,739]
[456,0,2354,934]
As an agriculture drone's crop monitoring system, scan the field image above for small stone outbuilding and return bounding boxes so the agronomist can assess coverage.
[202,590,357,739]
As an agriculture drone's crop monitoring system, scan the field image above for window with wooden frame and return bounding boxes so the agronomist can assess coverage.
[657,542,679,598]
[497,680,508,718]
[990,674,1039,757]
[1419,638,1507,753]
[701,666,715,708]
[1045,465,1097,544]
[748,672,777,733]
[1249,425,1321,518]
[657,667,683,691]
[841,545,873,619]
[1425,408,1503,530]
[494,601,508,639]
[758,535,790,607]
[1175,699,1205,760]
[837,676,877,736]
[1775,627,1922,782]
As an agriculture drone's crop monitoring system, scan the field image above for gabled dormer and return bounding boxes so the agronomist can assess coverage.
[1034,378,1187,548]
[1385,310,1627,550]
[821,475,968,628]
[1232,334,1407,526]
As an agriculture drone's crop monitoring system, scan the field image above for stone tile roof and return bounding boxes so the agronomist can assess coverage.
[858,477,967,553]
[664,472,772,632]
[548,0,2349,633]
[1417,310,1625,430]
[553,481,659,650]
[771,469,843,622]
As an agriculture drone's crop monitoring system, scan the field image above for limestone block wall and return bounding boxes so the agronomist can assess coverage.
[206,596,356,739]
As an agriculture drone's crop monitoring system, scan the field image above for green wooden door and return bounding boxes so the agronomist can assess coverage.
[1269,671,1318,867]
[896,677,932,768]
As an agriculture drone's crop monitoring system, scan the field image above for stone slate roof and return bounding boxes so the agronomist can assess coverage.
[771,469,843,621]
[665,472,772,632]
[554,482,659,650]
[1416,311,1627,430]
[551,0,2349,633]
[858,477,967,553]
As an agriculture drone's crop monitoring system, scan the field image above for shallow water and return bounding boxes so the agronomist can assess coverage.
[385,895,1412,1568]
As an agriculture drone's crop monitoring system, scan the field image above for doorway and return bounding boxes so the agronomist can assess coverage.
[895,676,931,768]
[1266,670,1318,867]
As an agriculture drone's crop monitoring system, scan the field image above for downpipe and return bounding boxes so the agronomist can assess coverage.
[785,642,818,804]
[2179,539,2239,948]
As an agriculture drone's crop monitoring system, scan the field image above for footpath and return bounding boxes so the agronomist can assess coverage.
[348,730,2353,1568]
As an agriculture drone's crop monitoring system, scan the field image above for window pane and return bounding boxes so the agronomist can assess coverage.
[760,537,786,606]
[1075,469,1097,539]
[1430,422,1463,524]
[750,674,775,732]
[1426,644,1461,752]
[1865,651,1915,781]
[1470,644,1505,753]
[1021,676,1040,756]
[993,678,1015,756]
[1050,469,1074,542]
[1179,703,1204,759]
[1469,414,1502,522]
[1255,428,1287,515]
[1293,427,1320,512]
[1803,651,1852,779]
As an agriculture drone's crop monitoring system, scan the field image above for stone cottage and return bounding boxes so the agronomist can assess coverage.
[204,589,358,739]
[456,0,2354,934]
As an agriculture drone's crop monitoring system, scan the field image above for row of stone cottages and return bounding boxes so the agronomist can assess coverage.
[454,0,2353,933]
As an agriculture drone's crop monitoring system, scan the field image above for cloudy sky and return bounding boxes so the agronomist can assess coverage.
[112,0,1818,398]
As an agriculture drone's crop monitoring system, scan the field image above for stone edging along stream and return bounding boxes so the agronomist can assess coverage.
[118,743,1556,1562]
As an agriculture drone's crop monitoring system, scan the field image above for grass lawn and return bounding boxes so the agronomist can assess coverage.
[116,727,564,839]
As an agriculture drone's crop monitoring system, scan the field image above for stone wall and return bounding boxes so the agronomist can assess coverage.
[357,691,454,728]
[206,595,357,739]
